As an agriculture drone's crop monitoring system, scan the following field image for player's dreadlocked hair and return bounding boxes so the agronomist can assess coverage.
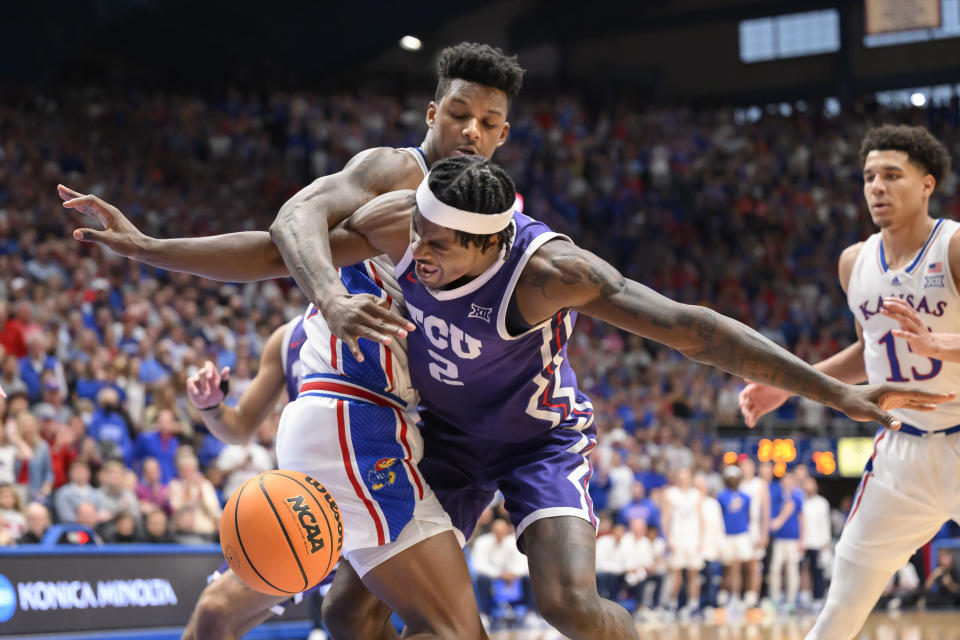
[426,155,517,254]
[435,42,525,103]
[860,125,952,187]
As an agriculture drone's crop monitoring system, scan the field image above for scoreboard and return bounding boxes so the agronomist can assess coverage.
[717,436,839,477]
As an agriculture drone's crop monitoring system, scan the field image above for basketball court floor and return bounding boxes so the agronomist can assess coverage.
[487,612,960,640]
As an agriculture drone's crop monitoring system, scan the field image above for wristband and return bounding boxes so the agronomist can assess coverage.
[196,402,222,412]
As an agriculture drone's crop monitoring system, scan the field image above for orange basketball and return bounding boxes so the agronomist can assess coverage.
[220,470,343,596]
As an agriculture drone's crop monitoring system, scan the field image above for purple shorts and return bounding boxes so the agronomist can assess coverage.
[417,411,597,549]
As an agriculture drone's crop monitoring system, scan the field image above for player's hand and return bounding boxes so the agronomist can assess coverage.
[882,297,942,358]
[59,185,150,258]
[834,383,956,430]
[187,361,230,410]
[739,381,791,427]
[322,293,415,362]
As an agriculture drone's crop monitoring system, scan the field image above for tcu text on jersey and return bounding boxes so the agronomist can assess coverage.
[405,301,481,386]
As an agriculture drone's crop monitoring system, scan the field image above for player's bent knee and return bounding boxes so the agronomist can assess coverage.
[537,587,601,633]
[192,589,238,640]
[322,589,389,638]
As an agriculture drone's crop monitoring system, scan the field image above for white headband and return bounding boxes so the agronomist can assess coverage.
[415,177,517,235]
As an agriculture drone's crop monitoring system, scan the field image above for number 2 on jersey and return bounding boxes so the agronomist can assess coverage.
[878,329,942,382]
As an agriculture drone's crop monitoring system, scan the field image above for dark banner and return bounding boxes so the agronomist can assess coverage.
[0,546,309,636]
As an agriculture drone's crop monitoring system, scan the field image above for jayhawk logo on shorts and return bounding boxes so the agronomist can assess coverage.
[367,458,398,491]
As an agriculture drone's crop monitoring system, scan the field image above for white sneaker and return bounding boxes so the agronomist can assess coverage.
[307,630,328,640]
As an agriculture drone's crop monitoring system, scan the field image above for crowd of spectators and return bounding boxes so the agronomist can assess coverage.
[1,87,959,620]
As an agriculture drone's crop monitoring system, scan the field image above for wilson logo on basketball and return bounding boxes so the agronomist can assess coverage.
[286,495,326,554]
[305,475,344,552]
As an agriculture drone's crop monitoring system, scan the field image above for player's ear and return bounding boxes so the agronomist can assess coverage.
[496,121,510,148]
[923,173,936,198]
[426,102,438,129]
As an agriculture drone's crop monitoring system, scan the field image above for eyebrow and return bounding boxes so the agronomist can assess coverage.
[864,165,905,173]
[449,97,504,116]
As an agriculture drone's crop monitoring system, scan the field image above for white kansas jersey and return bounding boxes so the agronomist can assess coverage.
[297,146,427,409]
[300,254,416,408]
[847,217,960,430]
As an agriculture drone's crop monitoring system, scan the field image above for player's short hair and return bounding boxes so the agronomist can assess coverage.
[426,155,517,254]
[859,125,952,186]
[435,42,525,103]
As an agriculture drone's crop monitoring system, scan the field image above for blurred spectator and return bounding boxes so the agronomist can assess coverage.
[800,477,831,607]
[216,437,274,498]
[144,509,174,544]
[19,332,63,403]
[768,472,804,610]
[35,402,74,488]
[168,448,221,543]
[143,383,193,438]
[54,460,104,523]
[137,456,171,515]
[18,501,51,544]
[471,518,536,628]
[831,495,853,539]
[0,302,28,359]
[663,467,703,614]
[697,473,724,609]
[716,465,752,608]
[87,387,134,466]
[619,481,661,530]
[631,521,666,611]
[0,513,13,546]
[0,355,28,398]
[923,549,960,609]
[71,414,104,472]
[13,411,54,503]
[0,416,28,484]
[133,408,182,483]
[0,483,27,541]
[101,511,143,544]
[39,371,72,424]
[596,522,633,600]
[97,459,141,521]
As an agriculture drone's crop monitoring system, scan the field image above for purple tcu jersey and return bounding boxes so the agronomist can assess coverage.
[395,211,593,442]
[281,316,307,402]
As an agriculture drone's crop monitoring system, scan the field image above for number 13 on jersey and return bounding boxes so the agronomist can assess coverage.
[878,329,942,382]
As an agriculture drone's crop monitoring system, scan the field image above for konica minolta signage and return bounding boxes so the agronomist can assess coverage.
[0,547,233,635]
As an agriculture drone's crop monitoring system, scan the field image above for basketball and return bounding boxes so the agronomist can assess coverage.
[220,470,343,596]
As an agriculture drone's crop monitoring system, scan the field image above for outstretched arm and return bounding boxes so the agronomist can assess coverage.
[739,242,867,425]
[60,185,287,281]
[514,240,954,429]
[186,324,287,444]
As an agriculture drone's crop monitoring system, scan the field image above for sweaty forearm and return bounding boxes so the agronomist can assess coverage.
[674,307,846,410]
[270,203,348,306]
[140,232,287,281]
[199,406,255,445]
